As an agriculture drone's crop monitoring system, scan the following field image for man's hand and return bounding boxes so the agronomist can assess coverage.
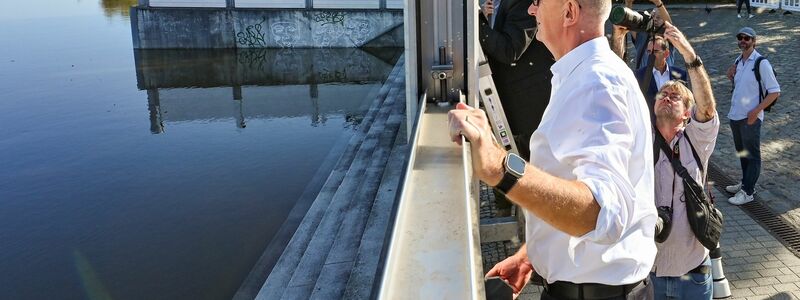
[482,0,494,19]
[486,250,534,298]
[663,22,696,62]
[727,64,737,81]
[747,109,760,125]
[448,103,506,186]
[625,0,634,7]
[649,0,663,6]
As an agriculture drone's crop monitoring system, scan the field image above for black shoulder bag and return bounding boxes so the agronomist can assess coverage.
[655,132,723,250]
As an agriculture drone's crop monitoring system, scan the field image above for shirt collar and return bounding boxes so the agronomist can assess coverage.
[653,64,670,77]
[551,37,609,83]
[741,49,761,62]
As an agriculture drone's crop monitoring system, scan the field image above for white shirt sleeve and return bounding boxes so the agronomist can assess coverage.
[547,81,638,245]
[760,59,781,94]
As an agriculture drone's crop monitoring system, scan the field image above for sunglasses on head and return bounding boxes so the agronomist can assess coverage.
[737,35,752,41]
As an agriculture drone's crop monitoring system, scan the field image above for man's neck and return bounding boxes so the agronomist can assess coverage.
[741,48,755,61]
[655,63,667,74]
[656,120,682,143]
[552,27,603,60]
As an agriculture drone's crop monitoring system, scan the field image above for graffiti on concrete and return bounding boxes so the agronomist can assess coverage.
[344,18,373,46]
[313,23,345,47]
[311,12,375,47]
[312,11,346,26]
[271,22,298,48]
[237,17,267,47]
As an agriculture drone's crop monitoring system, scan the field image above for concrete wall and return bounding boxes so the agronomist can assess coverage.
[131,7,403,48]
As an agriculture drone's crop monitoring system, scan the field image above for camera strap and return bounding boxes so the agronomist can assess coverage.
[655,132,705,190]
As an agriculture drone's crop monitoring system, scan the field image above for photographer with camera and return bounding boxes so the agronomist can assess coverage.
[649,21,719,300]
[610,0,676,70]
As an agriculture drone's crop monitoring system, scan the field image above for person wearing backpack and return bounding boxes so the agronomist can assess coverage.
[724,27,781,205]
[651,22,719,300]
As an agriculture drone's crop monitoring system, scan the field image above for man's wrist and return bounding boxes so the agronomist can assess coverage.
[655,1,664,8]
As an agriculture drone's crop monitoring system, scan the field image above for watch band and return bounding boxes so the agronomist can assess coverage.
[686,56,703,69]
[495,171,518,194]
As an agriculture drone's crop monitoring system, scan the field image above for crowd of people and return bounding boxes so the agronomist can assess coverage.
[448,0,781,299]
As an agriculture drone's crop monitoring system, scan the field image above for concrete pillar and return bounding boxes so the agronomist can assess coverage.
[138,0,149,7]
[226,0,235,8]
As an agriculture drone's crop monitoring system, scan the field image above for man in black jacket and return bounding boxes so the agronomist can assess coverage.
[480,0,553,216]
[480,0,553,160]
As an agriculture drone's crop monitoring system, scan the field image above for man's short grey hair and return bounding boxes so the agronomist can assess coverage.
[577,0,612,23]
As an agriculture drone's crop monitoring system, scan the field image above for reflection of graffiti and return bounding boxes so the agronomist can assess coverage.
[345,18,373,46]
[317,49,347,82]
[274,49,303,81]
[312,11,345,26]
[271,22,298,48]
[237,49,269,68]
[237,17,267,47]
[347,54,371,79]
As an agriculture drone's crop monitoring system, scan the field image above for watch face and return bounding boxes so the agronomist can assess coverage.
[506,153,526,177]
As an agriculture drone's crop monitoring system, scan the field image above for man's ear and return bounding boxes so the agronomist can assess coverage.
[563,0,580,27]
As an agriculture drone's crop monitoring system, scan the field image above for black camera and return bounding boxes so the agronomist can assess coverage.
[654,205,673,243]
[610,6,665,34]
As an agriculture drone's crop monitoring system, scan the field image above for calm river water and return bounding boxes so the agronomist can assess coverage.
[0,1,399,299]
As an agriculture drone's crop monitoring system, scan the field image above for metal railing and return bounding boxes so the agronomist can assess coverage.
[141,0,397,9]
[375,0,491,298]
[750,0,781,9]
[783,0,800,11]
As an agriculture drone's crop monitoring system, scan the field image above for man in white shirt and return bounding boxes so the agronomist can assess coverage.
[724,27,781,205]
[448,0,656,299]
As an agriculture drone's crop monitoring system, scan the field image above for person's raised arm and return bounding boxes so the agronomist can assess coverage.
[611,25,629,60]
[651,0,673,24]
[664,22,716,122]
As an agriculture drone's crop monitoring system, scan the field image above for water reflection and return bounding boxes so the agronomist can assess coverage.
[100,0,137,18]
[134,48,402,134]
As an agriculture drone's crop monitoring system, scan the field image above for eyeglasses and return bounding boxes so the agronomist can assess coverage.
[646,49,664,55]
[737,35,752,41]
[659,92,683,102]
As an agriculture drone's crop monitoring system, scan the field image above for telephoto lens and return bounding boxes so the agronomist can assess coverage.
[609,5,665,34]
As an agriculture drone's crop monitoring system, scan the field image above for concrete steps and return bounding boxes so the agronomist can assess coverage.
[256,56,406,300]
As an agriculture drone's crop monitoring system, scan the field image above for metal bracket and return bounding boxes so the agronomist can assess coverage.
[431,65,454,80]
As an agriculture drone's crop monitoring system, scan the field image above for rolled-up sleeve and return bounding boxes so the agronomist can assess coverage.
[548,82,637,244]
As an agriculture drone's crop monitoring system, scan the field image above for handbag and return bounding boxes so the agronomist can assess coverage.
[655,132,723,250]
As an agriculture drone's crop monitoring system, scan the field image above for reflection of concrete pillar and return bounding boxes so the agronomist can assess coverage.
[236,99,246,129]
[233,86,242,100]
[310,84,322,126]
[234,86,245,129]
[147,89,164,134]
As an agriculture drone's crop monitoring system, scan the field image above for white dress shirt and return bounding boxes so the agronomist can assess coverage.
[525,37,657,285]
[653,65,671,91]
[653,112,720,276]
[729,49,781,121]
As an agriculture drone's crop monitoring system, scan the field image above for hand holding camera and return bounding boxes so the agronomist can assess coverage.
[654,205,673,243]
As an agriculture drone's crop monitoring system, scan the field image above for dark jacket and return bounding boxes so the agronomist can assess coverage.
[479,0,554,159]
[635,65,688,103]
